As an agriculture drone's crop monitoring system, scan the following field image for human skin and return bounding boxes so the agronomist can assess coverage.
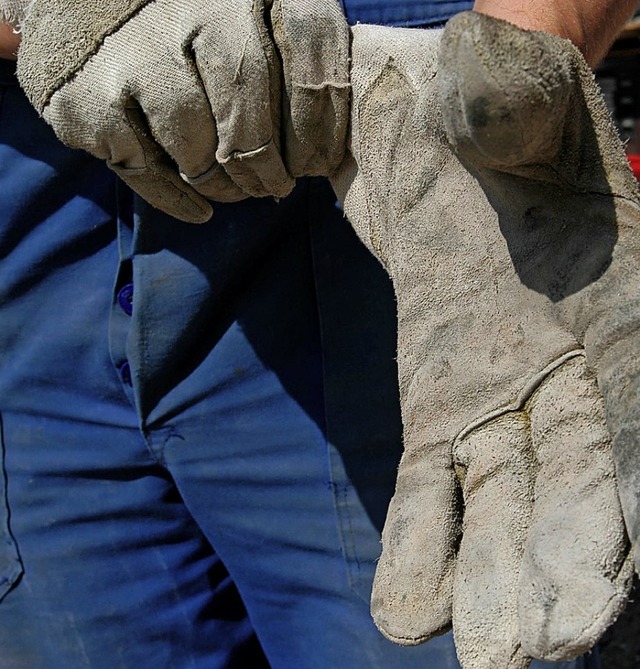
[0,20,19,60]
[473,0,639,66]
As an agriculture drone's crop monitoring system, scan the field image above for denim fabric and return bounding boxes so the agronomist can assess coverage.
[0,10,600,669]
[341,0,473,26]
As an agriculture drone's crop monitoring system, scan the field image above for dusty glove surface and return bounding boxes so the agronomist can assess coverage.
[0,0,30,24]
[440,10,640,585]
[330,19,635,669]
[16,0,349,222]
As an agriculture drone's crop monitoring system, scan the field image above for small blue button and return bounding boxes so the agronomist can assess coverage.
[118,361,132,386]
[117,283,134,316]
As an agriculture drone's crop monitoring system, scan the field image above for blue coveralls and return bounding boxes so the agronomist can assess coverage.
[0,1,601,667]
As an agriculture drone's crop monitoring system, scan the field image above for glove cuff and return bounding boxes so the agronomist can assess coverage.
[17,0,150,111]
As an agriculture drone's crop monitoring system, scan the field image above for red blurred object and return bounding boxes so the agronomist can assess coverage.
[629,154,640,181]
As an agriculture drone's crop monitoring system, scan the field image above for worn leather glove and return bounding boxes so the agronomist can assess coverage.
[16,0,349,222]
[439,11,640,587]
[330,16,636,669]
[0,0,29,24]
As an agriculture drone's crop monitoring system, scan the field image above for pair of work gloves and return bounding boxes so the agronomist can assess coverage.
[9,0,640,667]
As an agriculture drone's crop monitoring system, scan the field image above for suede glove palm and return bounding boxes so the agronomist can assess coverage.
[16,0,350,222]
[331,17,636,669]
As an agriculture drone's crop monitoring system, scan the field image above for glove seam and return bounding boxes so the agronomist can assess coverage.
[455,349,585,444]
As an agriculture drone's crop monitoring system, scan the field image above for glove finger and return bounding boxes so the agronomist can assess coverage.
[606,358,640,573]
[270,0,350,176]
[520,354,633,661]
[371,437,460,645]
[452,412,534,669]
[120,60,246,205]
[43,79,213,224]
[112,104,214,223]
[194,3,294,200]
[180,164,248,204]
[438,11,571,169]
[101,1,247,205]
[580,198,640,573]
[611,403,640,573]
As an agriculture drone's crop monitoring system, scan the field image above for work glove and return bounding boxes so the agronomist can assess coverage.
[330,15,637,668]
[16,0,350,222]
[0,0,29,24]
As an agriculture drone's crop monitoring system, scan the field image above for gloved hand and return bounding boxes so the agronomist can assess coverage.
[330,15,637,669]
[16,0,349,222]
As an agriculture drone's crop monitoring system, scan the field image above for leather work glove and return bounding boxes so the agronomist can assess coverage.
[330,14,638,668]
[0,0,28,24]
[16,0,349,222]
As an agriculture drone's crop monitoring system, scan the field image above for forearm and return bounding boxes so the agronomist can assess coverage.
[473,0,638,66]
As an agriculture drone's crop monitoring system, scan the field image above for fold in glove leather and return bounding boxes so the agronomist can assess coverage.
[16,0,349,222]
[330,17,636,669]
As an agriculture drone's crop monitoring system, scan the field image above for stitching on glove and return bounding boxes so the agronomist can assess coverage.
[455,349,585,444]
[220,139,275,164]
[180,163,226,185]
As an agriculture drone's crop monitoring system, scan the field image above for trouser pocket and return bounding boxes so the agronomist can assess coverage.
[0,415,23,602]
